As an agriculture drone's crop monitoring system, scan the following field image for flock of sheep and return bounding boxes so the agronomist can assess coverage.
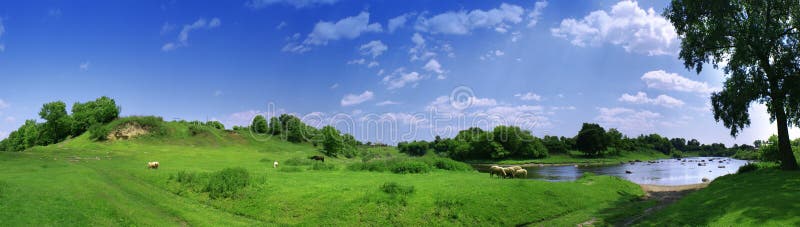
[489,165,528,179]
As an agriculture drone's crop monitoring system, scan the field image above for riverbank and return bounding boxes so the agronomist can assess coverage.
[636,168,800,226]
[467,150,670,166]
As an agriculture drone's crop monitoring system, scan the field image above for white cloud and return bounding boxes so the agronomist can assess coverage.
[304,12,382,45]
[515,92,542,101]
[480,49,505,60]
[359,40,388,58]
[245,0,339,9]
[596,107,661,134]
[347,58,366,65]
[330,83,339,89]
[388,14,409,33]
[341,90,374,106]
[640,70,716,94]
[0,99,9,109]
[0,44,4,53]
[79,61,90,71]
[423,59,444,74]
[527,1,548,28]
[276,21,288,29]
[618,91,685,108]
[0,18,4,37]
[383,70,423,90]
[551,0,678,56]
[4,116,15,123]
[409,33,436,61]
[376,100,400,106]
[415,3,524,35]
[367,61,379,68]
[160,22,175,35]
[162,17,221,52]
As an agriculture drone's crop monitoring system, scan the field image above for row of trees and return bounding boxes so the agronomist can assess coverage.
[397,122,760,161]
[0,97,120,152]
[247,114,361,158]
[398,125,548,160]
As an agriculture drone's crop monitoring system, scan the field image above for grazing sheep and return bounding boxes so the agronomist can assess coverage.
[309,155,325,162]
[147,161,159,169]
[513,169,528,178]
[502,167,515,178]
[489,166,505,178]
[273,161,279,168]
[509,166,523,171]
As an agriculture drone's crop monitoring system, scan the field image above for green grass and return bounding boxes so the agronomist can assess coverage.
[638,168,800,226]
[0,122,647,226]
[471,150,670,165]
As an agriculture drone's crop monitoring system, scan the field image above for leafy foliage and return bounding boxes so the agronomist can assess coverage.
[575,123,608,156]
[204,167,250,199]
[665,0,800,169]
[251,115,268,134]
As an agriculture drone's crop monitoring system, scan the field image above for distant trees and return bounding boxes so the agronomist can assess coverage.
[251,115,268,134]
[399,125,547,160]
[0,97,121,152]
[575,123,608,156]
[320,125,357,158]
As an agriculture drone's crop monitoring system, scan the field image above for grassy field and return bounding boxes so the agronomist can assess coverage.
[0,121,647,226]
[638,168,800,226]
[471,150,670,165]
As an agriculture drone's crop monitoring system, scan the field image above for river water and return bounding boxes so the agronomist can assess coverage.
[474,157,751,186]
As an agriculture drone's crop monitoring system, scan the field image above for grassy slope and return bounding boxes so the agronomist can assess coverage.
[0,121,645,226]
[638,169,800,226]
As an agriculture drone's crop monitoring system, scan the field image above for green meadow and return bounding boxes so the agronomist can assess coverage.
[0,121,647,226]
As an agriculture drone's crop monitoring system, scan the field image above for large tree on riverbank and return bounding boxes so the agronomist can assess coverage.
[665,0,800,169]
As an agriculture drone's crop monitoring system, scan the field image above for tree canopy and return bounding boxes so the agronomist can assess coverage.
[665,0,800,169]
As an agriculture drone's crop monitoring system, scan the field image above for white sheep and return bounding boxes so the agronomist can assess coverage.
[513,169,528,178]
[489,166,505,178]
[273,161,279,168]
[147,161,159,169]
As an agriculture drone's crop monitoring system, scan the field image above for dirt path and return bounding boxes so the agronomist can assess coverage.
[619,183,709,226]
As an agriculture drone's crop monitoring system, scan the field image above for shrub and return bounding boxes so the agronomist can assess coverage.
[310,162,337,171]
[737,163,759,174]
[380,182,415,195]
[203,167,250,199]
[88,123,110,141]
[420,157,473,171]
[278,166,304,172]
[174,170,199,185]
[283,157,315,166]
[391,160,430,174]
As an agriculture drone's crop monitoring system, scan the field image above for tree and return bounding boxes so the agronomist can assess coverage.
[670,137,687,151]
[71,96,120,136]
[268,117,281,135]
[321,126,344,157]
[38,101,72,144]
[251,115,268,134]
[542,135,568,154]
[284,117,305,143]
[687,139,701,151]
[575,123,608,156]
[665,1,800,169]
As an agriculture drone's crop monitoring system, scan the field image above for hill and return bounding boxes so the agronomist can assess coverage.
[0,117,645,226]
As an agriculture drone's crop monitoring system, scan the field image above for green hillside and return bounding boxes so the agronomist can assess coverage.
[0,117,645,226]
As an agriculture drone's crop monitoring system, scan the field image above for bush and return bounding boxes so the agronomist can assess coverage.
[420,157,473,171]
[737,163,759,174]
[380,182,415,195]
[278,166,304,172]
[88,123,110,141]
[174,170,200,184]
[391,160,430,174]
[90,116,167,141]
[203,167,250,199]
[188,124,214,136]
[283,157,315,166]
[310,162,337,171]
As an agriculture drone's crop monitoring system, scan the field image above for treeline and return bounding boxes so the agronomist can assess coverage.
[241,114,362,158]
[397,122,758,161]
[0,97,120,152]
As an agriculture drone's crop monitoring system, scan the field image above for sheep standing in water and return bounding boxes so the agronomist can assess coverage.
[513,169,528,178]
[502,167,515,178]
[489,166,506,178]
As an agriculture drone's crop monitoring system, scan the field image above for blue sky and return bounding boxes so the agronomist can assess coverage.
[0,0,796,145]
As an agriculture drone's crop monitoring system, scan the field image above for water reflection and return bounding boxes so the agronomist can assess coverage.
[474,157,750,186]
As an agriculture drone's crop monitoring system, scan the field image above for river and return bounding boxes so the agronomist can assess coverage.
[474,157,751,186]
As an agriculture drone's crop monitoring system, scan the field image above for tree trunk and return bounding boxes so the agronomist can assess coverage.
[773,102,799,170]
